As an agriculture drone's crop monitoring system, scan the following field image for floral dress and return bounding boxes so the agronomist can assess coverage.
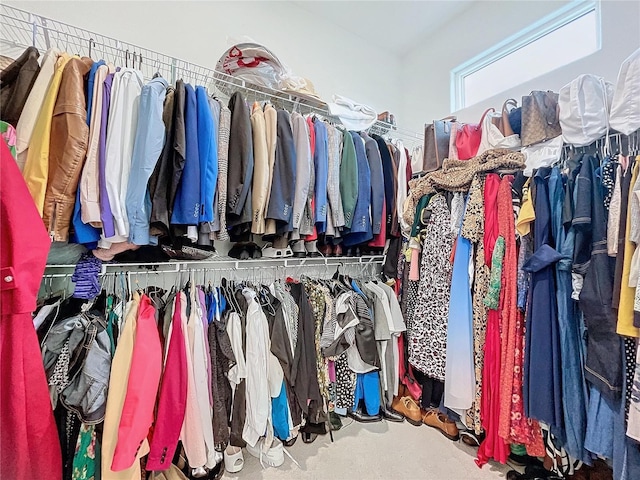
[72,423,96,480]
[408,194,454,380]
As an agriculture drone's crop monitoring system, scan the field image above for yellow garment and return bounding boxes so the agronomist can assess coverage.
[102,293,147,480]
[516,178,535,237]
[21,53,72,215]
[616,160,640,338]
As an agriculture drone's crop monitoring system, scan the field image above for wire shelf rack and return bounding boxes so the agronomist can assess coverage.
[0,4,423,146]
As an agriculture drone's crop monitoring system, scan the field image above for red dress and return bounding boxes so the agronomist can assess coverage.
[0,141,62,479]
[476,174,509,467]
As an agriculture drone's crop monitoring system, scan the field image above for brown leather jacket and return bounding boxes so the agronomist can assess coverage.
[42,57,93,241]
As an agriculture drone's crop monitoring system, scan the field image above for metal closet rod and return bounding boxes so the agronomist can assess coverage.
[42,255,386,278]
[0,4,423,144]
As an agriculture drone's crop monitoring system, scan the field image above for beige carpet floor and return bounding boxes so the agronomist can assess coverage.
[224,419,513,479]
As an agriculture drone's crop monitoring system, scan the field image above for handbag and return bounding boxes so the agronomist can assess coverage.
[448,121,460,161]
[455,108,494,160]
[479,101,521,154]
[422,116,456,173]
[521,90,562,147]
[559,74,613,146]
[490,98,517,136]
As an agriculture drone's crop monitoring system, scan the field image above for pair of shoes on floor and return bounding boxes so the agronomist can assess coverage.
[246,438,300,469]
[318,243,343,256]
[421,408,460,441]
[390,395,423,426]
[228,242,262,260]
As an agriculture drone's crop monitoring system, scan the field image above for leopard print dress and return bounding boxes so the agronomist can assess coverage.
[408,194,454,381]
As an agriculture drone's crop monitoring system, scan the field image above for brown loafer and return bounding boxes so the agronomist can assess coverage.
[390,395,423,426]
[422,408,460,441]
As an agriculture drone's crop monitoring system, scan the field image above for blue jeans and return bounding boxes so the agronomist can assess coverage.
[353,372,380,415]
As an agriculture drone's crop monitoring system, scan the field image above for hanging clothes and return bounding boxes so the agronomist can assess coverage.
[408,194,454,380]
[523,167,563,430]
[444,194,474,412]
[549,166,589,462]
[460,174,489,434]
[226,92,254,233]
[0,141,62,480]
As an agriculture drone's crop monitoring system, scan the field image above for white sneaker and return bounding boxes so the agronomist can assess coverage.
[261,243,293,259]
[246,438,285,468]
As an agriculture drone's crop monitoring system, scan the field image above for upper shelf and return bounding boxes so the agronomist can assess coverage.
[0,4,423,146]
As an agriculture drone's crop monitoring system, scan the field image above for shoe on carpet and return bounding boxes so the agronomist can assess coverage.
[509,452,543,468]
[422,408,460,441]
[246,438,285,468]
[246,437,301,469]
[329,411,343,431]
[460,429,485,447]
[381,405,405,422]
[348,408,382,423]
[224,445,244,473]
[390,395,423,426]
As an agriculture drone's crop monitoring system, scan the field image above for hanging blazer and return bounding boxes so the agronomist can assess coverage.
[291,112,312,230]
[148,85,176,237]
[196,86,218,225]
[213,100,231,241]
[339,129,358,229]
[342,132,372,246]
[171,84,201,226]
[226,92,254,227]
[112,295,162,471]
[250,102,269,235]
[372,134,396,236]
[43,57,94,241]
[266,110,297,235]
[102,293,144,480]
[313,119,329,232]
[147,294,188,471]
[360,132,385,236]
[262,103,278,235]
[0,46,40,126]
[0,142,62,480]
[326,124,345,228]
[168,81,186,226]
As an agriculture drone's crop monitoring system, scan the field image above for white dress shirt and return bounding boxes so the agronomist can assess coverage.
[100,68,143,246]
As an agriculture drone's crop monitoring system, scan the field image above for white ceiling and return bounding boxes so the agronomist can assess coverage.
[291,0,476,56]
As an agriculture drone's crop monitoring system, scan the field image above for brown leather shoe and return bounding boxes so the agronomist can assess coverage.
[391,395,423,426]
[422,408,460,441]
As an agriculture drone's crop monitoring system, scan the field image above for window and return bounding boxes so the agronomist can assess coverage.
[451,0,601,110]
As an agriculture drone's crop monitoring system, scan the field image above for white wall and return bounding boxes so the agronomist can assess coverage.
[4,0,402,116]
[401,0,640,132]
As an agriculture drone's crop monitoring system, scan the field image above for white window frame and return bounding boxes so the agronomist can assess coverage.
[450,0,602,111]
